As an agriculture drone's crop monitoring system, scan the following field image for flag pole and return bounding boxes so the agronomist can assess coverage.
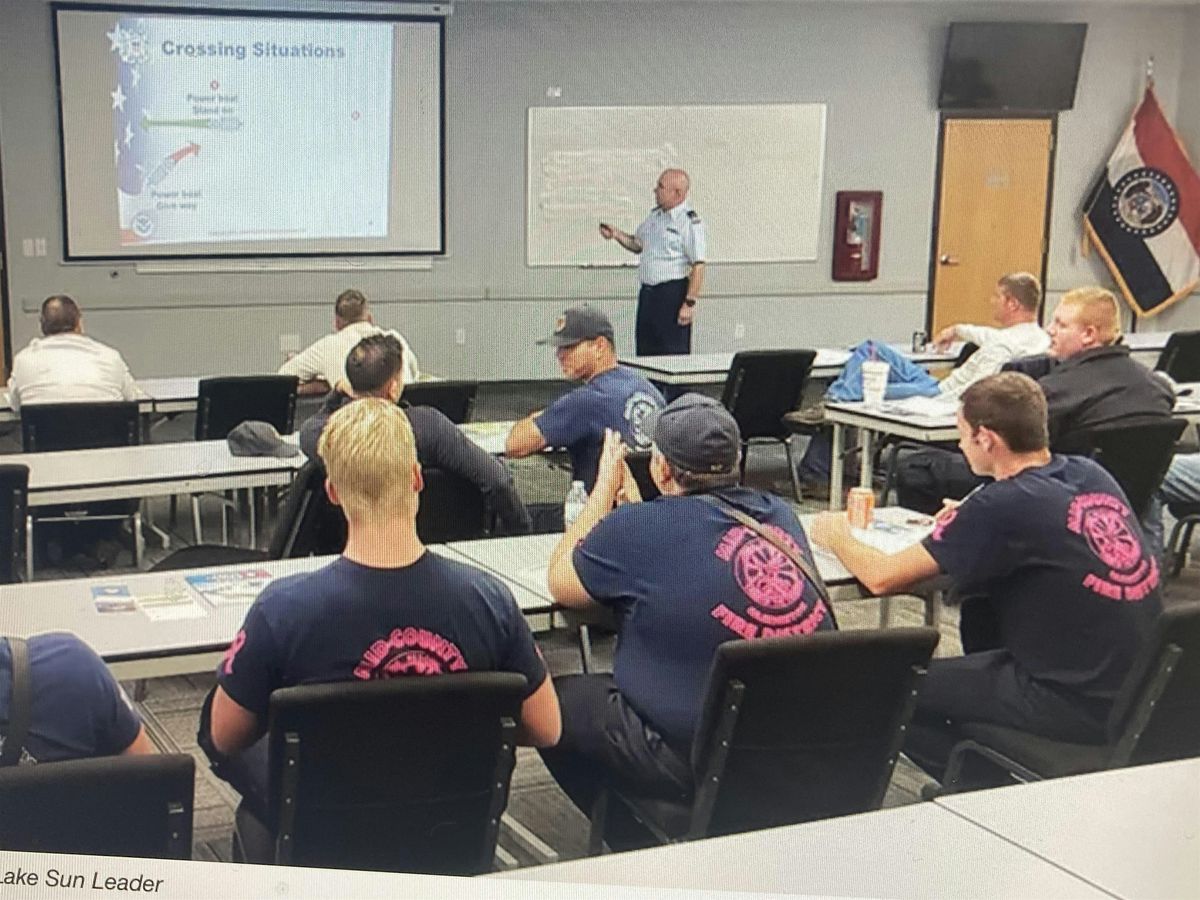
[1126,57,1153,335]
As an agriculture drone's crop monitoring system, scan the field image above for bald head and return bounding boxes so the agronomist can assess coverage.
[40,295,82,336]
[654,168,691,210]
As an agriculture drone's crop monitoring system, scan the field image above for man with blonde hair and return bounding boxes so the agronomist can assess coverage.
[896,286,1174,513]
[202,399,560,816]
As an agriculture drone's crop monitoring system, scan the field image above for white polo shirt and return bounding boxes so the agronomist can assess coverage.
[7,333,139,411]
[634,201,707,286]
[279,321,420,389]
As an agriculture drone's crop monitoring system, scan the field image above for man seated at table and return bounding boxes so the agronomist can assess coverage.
[540,395,834,843]
[1,632,155,764]
[795,273,1049,494]
[811,373,1162,784]
[7,295,139,410]
[299,333,530,534]
[201,399,560,817]
[279,288,420,396]
[506,305,665,490]
[895,286,1175,514]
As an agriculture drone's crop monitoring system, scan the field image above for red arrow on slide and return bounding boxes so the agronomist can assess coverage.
[169,142,200,162]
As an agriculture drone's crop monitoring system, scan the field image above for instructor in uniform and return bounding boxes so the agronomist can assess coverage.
[600,168,706,356]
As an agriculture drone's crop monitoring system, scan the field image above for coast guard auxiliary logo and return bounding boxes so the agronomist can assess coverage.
[624,392,659,449]
[1111,167,1179,238]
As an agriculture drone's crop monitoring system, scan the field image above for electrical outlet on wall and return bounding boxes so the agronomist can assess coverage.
[279,333,300,358]
[734,322,746,339]
[34,238,47,257]
[455,328,466,346]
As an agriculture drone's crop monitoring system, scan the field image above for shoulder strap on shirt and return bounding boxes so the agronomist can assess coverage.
[1,637,32,767]
[697,494,834,614]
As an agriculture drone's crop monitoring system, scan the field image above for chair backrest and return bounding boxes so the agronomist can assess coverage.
[416,467,491,543]
[1154,330,1200,382]
[953,341,980,367]
[1086,418,1188,518]
[1108,601,1200,766]
[196,376,298,440]
[688,628,939,838]
[624,449,662,501]
[402,381,479,424]
[0,754,194,858]
[0,465,28,584]
[266,460,344,559]
[720,350,818,441]
[265,673,525,874]
[21,401,141,452]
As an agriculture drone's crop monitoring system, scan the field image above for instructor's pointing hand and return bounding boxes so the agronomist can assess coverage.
[599,223,615,240]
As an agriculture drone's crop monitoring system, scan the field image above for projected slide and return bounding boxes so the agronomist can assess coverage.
[107,16,391,246]
[56,8,444,259]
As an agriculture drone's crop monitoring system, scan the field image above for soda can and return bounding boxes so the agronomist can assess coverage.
[847,487,875,529]
[912,330,928,353]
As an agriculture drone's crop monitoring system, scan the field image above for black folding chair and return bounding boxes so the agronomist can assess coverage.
[416,467,492,543]
[20,401,143,578]
[232,673,525,874]
[1085,418,1188,519]
[402,380,479,424]
[588,628,939,852]
[1154,330,1200,383]
[152,460,339,570]
[720,350,817,500]
[0,754,194,858]
[192,376,299,545]
[0,465,29,584]
[942,602,1200,790]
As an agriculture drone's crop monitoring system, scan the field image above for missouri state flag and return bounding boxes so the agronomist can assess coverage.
[1083,87,1200,317]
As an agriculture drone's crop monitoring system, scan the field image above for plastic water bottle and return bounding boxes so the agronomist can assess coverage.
[564,480,588,528]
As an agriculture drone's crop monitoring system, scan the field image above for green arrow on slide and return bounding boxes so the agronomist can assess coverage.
[141,114,213,130]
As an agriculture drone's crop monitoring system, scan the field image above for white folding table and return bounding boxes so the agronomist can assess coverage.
[935,758,1200,900]
[493,800,1111,897]
[619,344,960,387]
[0,546,554,681]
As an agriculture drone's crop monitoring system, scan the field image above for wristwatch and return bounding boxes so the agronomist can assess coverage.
[683,298,698,307]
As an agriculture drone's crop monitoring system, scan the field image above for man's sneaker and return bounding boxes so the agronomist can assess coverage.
[784,404,826,428]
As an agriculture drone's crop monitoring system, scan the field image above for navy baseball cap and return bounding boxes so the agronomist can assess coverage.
[651,394,741,474]
[537,305,615,348]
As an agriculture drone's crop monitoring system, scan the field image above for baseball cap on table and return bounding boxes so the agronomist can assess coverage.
[536,305,615,348]
[227,421,300,458]
[651,393,741,474]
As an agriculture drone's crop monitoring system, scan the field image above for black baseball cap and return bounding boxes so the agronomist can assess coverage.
[536,305,615,348]
[651,394,741,474]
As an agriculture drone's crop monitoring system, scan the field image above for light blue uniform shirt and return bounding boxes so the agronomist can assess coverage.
[635,201,706,286]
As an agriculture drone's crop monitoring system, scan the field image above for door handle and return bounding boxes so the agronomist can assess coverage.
[939,254,960,266]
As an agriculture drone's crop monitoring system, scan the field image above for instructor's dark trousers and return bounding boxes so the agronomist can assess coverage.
[636,278,691,356]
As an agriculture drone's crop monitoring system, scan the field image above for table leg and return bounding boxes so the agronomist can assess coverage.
[830,422,845,510]
[859,429,875,489]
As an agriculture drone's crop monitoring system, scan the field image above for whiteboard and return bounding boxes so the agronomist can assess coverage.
[526,104,826,267]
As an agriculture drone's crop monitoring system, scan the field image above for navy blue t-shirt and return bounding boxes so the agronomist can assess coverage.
[0,633,142,764]
[573,487,834,750]
[922,455,1162,705]
[218,553,547,717]
[536,367,664,490]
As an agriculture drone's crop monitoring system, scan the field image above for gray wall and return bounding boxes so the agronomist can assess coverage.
[1,0,1197,379]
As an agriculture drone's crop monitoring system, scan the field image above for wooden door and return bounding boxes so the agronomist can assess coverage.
[929,119,1053,335]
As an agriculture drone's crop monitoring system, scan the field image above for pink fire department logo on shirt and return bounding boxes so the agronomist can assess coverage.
[354,627,468,679]
[1067,493,1159,602]
[709,524,826,639]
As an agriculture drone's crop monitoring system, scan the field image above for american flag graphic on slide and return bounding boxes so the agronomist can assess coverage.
[1083,87,1200,317]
